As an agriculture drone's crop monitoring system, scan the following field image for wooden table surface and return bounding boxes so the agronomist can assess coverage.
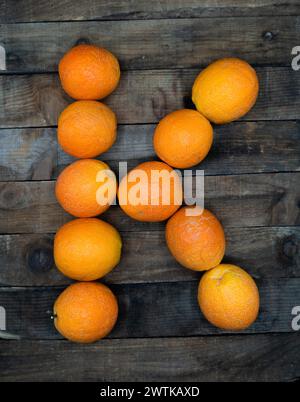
[0,0,300,382]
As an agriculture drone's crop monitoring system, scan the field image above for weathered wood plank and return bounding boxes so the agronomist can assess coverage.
[1,121,299,181]
[0,127,57,181]
[1,334,299,382]
[1,0,299,23]
[1,17,298,72]
[0,226,298,287]
[0,278,299,339]
[0,172,298,234]
[0,68,299,128]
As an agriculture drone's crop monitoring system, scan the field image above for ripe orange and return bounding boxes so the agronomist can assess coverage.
[118,161,182,222]
[54,282,118,343]
[55,159,117,217]
[153,109,213,168]
[192,58,259,124]
[59,44,120,100]
[198,264,260,330]
[166,207,225,271]
[58,100,117,158]
[54,218,122,281]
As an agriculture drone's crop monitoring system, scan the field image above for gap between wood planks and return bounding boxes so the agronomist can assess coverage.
[0,119,298,128]
[1,170,299,183]
[2,15,300,24]
[1,172,300,184]
[0,62,295,76]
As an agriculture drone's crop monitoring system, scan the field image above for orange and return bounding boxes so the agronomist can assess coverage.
[198,264,260,330]
[58,100,117,158]
[192,58,259,124]
[54,218,122,281]
[166,207,225,271]
[59,44,120,100]
[54,282,118,343]
[153,109,213,168]
[55,159,117,217]
[118,161,182,222]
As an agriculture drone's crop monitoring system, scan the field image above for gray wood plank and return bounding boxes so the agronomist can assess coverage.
[1,0,299,23]
[1,121,299,181]
[0,278,299,339]
[0,68,299,128]
[0,127,57,181]
[0,172,298,234]
[0,226,298,287]
[0,334,299,382]
[1,17,298,73]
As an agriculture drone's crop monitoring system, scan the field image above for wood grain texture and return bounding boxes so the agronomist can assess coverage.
[0,278,299,339]
[1,121,299,181]
[0,68,299,128]
[0,334,299,382]
[1,16,299,72]
[1,0,300,23]
[0,172,299,234]
[0,226,299,287]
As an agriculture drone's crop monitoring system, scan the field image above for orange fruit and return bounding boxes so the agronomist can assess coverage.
[58,100,117,158]
[118,161,182,222]
[54,282,118,343]
[198,264,260,330]
[166,207,225,271]
[59,44,120,100]
[153,109,213,168]
[54,218,122,281]
[192,58,259,124]
[55,159,117,217]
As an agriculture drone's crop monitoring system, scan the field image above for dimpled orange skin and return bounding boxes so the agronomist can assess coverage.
[58,100,117,158]
[54,218,122,281]
[54,282,118,343]
[55,159,116,218]
[192,58,259,124]
[59,44,120,100]
[153,109,213,169]
[198,264,260,330]
[118,161,183,222]
[166,207,225,271]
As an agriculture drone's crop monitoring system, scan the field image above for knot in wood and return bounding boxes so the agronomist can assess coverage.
[263,31,275,41]
[75,37,91,46]
[282,235,298,260]
[27,245,54,274]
